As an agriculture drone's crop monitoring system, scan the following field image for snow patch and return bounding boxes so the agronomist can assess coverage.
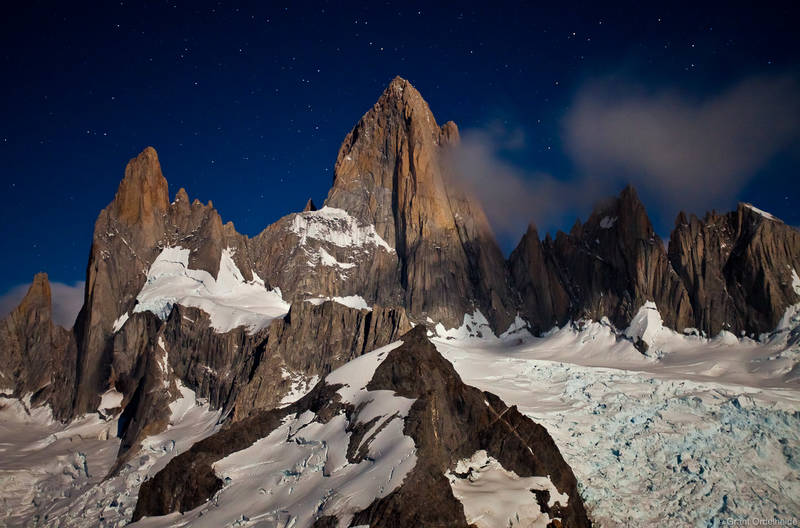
[791,268,800,296]
[599,216,617,229]
[500,315,530,341]
[317,247,356,269]
[279,371,320,406]
[112,312,130,333]
[290,206,394,253]
[743,202,778,221]
[624,301,677,357]
[305,295,371,311]
[446,450,568,528]
[435,310,496,341]
[134,247,289,334]
[98,389,123,412]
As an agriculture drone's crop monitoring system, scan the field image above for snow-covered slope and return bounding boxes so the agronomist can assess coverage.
[131,341,417,528]
[132,246,289,333]
[446,450,569,528]
[0,385,222,527]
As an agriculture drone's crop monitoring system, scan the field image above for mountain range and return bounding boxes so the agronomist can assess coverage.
[1,76,798,527]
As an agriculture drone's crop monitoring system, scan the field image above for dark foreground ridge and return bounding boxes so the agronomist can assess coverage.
[133,325,591,527]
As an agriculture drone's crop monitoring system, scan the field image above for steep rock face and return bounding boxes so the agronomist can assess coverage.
[323,76,516,331]
[233,299,412,420]
[71,148,253,417]
[669,203,800,336]
[108,298,411,460]
[0,273,74,407]
[250,207,401,307]
[110,311,178,462]
[132,326,590,527]
[509,225,571,333]
[512,186,694,332]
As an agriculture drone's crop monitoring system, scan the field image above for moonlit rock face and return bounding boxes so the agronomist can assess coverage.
[446,450,568,528]
[133,246,289,334]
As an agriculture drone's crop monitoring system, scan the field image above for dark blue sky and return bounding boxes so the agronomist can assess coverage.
[1,1,798,296]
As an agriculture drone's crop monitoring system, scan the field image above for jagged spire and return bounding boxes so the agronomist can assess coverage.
[111,146,169,226]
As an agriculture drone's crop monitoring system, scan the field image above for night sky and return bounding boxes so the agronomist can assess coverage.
[1,2,798,317]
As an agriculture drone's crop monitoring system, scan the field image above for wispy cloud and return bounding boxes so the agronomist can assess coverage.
[449,74,800,242]
[563,74,800,216]
[0,280,84,328]
[447,125,572,236]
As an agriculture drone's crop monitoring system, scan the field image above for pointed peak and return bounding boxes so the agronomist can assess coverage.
[112,147,169,225]
[14,272,52,316]
[439,121,460,145]
[29,272,51,299]
[303,198,317,212]
[382,75,414,97]
[174,187,189,204]
[375,75,430,115]
[619,183,641,201]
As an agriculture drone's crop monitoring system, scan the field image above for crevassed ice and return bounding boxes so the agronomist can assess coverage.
[434,307,800,526]
[289,206,394,252]
[133,247,289,334]
[445,450,567,528]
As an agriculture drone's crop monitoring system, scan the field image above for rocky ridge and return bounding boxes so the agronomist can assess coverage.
[133,326,590,527]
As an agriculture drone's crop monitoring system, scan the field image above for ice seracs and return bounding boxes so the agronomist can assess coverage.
[133,246,289,334]
[433,304,800,526]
